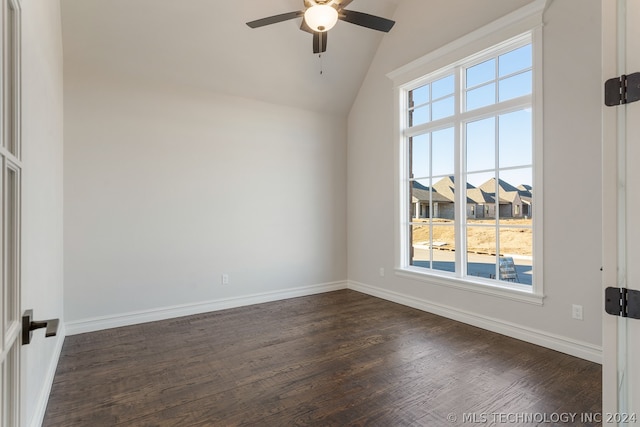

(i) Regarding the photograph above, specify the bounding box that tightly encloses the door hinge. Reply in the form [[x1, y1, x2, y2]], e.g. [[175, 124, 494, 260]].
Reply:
[[605, 287, 640, 319], [605, 72, 640, 106]]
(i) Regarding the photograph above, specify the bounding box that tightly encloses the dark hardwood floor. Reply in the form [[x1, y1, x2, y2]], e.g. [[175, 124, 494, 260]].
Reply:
[[43, 290, 601, 426]]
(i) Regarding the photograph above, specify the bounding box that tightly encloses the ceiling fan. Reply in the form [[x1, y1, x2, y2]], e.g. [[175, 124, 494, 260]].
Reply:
[[246, 0, 395, 54]]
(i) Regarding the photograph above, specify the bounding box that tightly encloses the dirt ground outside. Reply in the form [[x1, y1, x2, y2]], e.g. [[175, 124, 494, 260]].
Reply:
[[411, 218, 532, 257]]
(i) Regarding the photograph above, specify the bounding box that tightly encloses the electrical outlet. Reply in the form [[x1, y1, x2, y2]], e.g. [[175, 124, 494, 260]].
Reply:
[[572, 304, 583, 320], [221, 274, 229, 285], [379, 267, 385, 277]]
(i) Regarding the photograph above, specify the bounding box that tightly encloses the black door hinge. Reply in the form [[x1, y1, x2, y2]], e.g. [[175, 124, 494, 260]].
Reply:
[[605, 72, 640, 106], [605, 287, 640, 319]]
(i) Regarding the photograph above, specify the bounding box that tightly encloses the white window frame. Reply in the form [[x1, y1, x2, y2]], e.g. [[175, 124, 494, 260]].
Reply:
[[388, 0, 545, 305]]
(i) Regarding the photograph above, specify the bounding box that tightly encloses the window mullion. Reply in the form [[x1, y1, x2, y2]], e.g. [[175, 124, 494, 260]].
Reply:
[[494, 115, 501, 280], [429, 133, 434, 269], [454, 67, 465, 278]]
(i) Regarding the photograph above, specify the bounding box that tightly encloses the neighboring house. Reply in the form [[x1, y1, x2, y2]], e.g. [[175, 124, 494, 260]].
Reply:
[[478, 178, 528, 219], [517, 184, 533, 217], [411, 181, 453, 219], [431, 176, 463, 219], [411, 177, 533, 220], [466, 187, 496, 219]]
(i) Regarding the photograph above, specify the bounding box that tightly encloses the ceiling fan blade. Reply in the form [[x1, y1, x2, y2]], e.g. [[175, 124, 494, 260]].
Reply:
[[312, 31, 328, 54], [335, 0, 355, 9], [246, 11, 303, 29], [340, 9, 395, 32], [300, 17, 314, 34]]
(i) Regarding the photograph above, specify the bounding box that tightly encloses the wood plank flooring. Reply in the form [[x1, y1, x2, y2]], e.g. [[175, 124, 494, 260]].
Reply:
[[43, 290, 601, 426]]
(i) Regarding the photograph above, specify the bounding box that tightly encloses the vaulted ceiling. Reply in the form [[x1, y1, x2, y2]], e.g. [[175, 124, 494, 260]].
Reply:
[[60, 0, 401, 115]]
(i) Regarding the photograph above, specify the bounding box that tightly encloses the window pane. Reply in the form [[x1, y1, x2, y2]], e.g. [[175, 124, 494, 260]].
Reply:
[[4, 343, 19, 426], [467, 226, 497, 279], [466, 58, 495, 88], [410, 85, 430, 107], [493, 168, 532, 220], [498, 228, 532, 286], [467, 171, 495, 190], [498, 168, 532, 189], [467, 172, 497, 224], [411, 134, 430, 179], [410, 105, 430, 127], [499, 44, 532, 77], [432, 75, 455, 99], [411, 224, 455, 273], [6, 6, 17, 157], [499, 71, 532, 102], [498, 168, 533, 219], [466, 83, 496, 111], [410, 223, 431, 268], [431, 180, 455, 219], [432, 224, 455, 272], [499, 109, 532, 168], [499, 227, 532, 257], [411, 179, 431, 219], [466, 117, 495, 172], [410, 225, 428, 269], [5, 168, 18, 328], [499, 167, 533, 197], [432, 96, 454, 121], [432, 127, 454, 177]]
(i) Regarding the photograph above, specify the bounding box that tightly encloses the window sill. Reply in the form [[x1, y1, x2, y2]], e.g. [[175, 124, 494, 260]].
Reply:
[[395, 267, 544, 305]]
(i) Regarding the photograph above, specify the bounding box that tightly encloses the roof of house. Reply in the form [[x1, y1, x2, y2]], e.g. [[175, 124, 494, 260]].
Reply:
[[466, 188, 495, 204], [478, 178, 524, 204], [411, 181, 452, 203], [411, 177, 532, 205]]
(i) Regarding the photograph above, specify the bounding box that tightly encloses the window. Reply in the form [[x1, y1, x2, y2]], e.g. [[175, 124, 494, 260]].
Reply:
[[392, 13, 543, 302]]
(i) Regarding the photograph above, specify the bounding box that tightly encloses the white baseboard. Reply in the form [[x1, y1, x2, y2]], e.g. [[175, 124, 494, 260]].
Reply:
[[65, 281, 348, 336], [28, 324, 66, 427], [347, 280, 602, 364]]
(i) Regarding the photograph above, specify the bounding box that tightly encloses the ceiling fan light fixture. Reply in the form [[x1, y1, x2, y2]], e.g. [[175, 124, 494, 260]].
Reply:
[[304, 5, 338, 32]]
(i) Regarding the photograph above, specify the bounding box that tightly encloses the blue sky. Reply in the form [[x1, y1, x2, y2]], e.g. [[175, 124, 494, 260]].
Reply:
[[410, 44, 533, 189]]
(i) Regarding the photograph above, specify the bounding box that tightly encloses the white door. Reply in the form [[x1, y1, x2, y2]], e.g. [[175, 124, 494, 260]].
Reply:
[[0, 0, 20, 426], [602, 0, 640, 422]]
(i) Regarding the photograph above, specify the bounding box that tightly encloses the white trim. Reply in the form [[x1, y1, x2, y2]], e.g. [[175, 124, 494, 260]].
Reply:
[[601, 0, 621, 417], [347, 280, 602, 364], [65, 281, 348, 335], [27, 325, 66, 427], [395, 267, 544, 305], [531, 23, 544, 298], [387, 0, 546, 84]]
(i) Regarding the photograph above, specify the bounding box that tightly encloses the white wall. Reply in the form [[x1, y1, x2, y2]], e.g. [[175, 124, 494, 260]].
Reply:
[[348, 0, 603, 359], [63, 67, 347, 326], [20, 0, 65, 426]]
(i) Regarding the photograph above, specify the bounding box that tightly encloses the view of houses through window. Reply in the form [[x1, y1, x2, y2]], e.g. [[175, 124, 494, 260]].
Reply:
[[404, 35, 535, 288]]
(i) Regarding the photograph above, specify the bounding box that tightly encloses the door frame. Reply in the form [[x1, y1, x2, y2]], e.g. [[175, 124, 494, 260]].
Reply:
[[1, 0, 21, 425], [601, 0, 620, 416], [602, 0, 640, 421]]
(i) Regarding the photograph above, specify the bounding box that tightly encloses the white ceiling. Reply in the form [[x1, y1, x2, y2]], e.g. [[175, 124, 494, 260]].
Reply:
[[60, 0, 401, 115]]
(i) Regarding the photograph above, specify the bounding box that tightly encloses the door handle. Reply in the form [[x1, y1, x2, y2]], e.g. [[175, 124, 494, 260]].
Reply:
[[21, 309, 60, 345]]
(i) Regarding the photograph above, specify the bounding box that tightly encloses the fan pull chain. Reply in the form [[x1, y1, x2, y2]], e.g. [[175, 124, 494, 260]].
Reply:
[[319, 53, 323, 75]]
